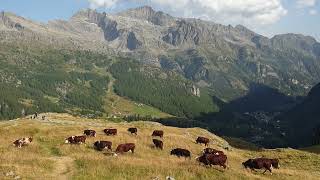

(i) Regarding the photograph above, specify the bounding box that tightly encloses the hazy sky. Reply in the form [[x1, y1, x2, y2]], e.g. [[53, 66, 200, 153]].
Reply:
[[0, 0, 319, 40]]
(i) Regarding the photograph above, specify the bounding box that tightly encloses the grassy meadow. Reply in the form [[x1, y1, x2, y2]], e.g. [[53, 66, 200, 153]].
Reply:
[[0, 113, 320, 180]]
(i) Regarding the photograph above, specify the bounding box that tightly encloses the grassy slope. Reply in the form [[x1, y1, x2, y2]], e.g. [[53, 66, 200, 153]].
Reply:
[[0, 114, 320, 180]]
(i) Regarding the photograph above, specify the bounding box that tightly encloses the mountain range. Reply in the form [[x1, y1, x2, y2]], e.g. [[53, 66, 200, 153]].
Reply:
[[1, 6, 320, 147]]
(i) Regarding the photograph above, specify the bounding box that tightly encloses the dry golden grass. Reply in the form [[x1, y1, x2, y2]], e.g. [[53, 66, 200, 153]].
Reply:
[[0, 113, 320, 180]]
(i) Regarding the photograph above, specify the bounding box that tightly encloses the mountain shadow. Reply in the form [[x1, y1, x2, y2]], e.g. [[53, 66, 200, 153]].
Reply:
[[153, 83, 301, 148]]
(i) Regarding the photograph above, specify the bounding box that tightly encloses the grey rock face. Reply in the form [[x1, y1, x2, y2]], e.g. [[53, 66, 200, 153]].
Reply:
[[117, 6, 175, 26], [0, 11, 24, 30]]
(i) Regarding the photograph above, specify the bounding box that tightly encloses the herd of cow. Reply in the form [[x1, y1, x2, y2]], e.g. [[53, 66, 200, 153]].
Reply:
[[13, 127, 280, 175]]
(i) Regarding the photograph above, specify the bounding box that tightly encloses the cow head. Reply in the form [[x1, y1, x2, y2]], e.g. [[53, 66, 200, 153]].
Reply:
[[28, 137, 33, 142], [65, 136, 74, 144], [94, 141, 100, 147], [242, 159, 253, 168], [195, 156, 200, 161], [271, 159, 280, 169]]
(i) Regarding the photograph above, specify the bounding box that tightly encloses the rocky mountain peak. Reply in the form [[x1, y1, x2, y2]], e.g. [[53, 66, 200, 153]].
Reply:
[[0, 11, 24, 30], [117, 6, 175, 26], [271, 33, 318, 52]]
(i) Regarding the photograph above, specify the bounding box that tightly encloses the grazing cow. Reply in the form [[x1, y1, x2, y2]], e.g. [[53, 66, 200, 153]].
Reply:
[[203, 148, 224, 155], [242, 158, 279, 174], [84, 130, 96, 137], [104, 129, 117, 136], [116, 143, 135, 154], [152, 130, 164, 138], [196, 137, 210, 146], [170, 148, 191, 159], [128, 128, 138, 135], [65, 136, 86, 144], [13, 137, 33, 148], [94, 141, 112, 151], [152, 139, 163, 150], [197, 153, 227, 169]]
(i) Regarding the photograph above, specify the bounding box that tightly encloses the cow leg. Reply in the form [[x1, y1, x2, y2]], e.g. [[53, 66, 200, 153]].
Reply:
[[263, 169, 267, 174], [251, 168, 257, 172]]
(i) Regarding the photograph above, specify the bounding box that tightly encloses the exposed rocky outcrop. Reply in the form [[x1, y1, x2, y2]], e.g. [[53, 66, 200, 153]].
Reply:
[[117, 6, 175, 26]]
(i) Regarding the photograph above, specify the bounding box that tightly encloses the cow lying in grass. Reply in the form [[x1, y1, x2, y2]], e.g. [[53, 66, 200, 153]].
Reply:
[[84, 130, 96, 137], [13, 137, 33, 148], [65, 136, 86, 144], [94, 141, 112, 151], [170, 148, 191, 159]]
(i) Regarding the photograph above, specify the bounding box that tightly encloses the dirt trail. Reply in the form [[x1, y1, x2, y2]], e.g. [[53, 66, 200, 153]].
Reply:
[[48, 156, 74, 180]]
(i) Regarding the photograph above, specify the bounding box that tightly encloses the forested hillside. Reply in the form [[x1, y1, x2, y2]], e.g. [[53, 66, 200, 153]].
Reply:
[[0, 42, 219, 120], [110, 61, 219, 117], [0, 43, 111, 119]]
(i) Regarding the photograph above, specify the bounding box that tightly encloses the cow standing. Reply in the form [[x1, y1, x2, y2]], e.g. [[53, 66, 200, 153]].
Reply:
[[196, 137, 210, 146], [84, 130, 96, 137], [197, 153, 227, 169], [242, 158, 280, 174], [170, 148, 191, 159], [152, 139, 163, 150], [104, 129, 117, 136], [94, 141, 112, 151], [116, 143, 135, 154], [128, 128, 138, 135], [152, 130, 164, 138]]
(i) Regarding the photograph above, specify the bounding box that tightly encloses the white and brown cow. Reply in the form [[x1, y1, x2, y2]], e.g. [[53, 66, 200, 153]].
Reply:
[[13, 137, 33, 148], [65, 136, 86, 144]]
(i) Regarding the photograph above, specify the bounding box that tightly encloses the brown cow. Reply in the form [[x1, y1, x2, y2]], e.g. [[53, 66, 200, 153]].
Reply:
[[197, 153, 227, 169], [242, 158, 280, 174], [128, 128, 138, 135], [196, 137, 210, 146], [104, 129, 117, 136], [152, 130, 163, 138], [203, 148, 224, 155], [13, 137, 33, 148], [152, 139, 163, 150], [115, 143, 135, 154], [94, 141, 112, 151], [84, 130, 96, 137], [65, 136, 86, 144], [170, 148, 191, 159]]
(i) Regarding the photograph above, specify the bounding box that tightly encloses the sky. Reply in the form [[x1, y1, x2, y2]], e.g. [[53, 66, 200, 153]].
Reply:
[[0, 0, 319, 41]]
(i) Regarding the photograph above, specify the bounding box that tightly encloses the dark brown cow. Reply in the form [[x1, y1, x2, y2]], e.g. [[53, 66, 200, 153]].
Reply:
[[197, 153, 227, 169], [13, 137, 33, 148], [65, 136, 86, 144], [242, 158, 280, 174], [128, 128, 138, 135], [152, 130, 163, 138], [94, 141, 112, 151], [74, 136, 86, 144], [152, 139, 163, 150], [170, 148, 191, 159], [196, 137, 210, 146], [203, 148, 224, 155], [104, 129, 117, 136], [116, 143, 135, 154], [84, 130, 96, 137]]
